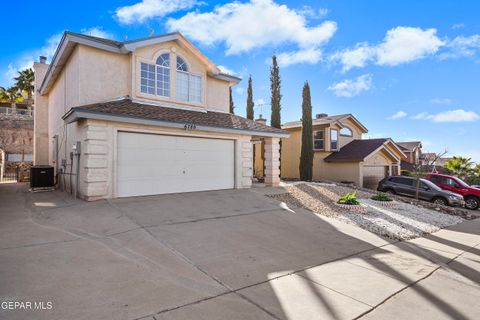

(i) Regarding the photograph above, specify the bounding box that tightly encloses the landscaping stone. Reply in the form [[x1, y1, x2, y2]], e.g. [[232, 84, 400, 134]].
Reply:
[[270, 182, 465, 240]]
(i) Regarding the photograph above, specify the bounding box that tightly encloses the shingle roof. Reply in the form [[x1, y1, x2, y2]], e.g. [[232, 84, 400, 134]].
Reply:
[[324, 139, 388, 162], [66, 31, 123, 47], [68, 98, 288, 136], [282, 113, 368, 133], [396, 141, 421, 152]]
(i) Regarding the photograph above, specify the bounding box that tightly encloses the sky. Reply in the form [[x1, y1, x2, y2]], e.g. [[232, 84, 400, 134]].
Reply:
[[1, 0, 480, 161]]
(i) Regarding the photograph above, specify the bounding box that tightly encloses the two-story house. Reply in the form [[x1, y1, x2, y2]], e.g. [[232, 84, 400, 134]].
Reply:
[[277, 113, 406, 189], [33, 31, 288, 200], [397, 141, 423, 164]]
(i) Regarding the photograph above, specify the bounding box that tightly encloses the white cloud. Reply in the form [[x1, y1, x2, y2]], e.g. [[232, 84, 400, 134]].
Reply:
[[297, 6, 329, 19], [234, 87, 244, 94], [388, 111, 407, 120], [255, 98, 266, 105], [80, 27, 114, 39], [332, 27, 444, 71], [166, 0, 337, 60], [412, 109, 479, 123], [217, 65, 236, 75], [429, 98, 452, 105], [441, 34, 480, 59], [3, 28, 113, 85], [276, 48, 322, 67], [452, 23, 465, 30], [328, 74, 373, 98], [115, 0, 201, 24]]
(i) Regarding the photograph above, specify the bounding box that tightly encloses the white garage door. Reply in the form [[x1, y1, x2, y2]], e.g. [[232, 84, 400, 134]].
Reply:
[[117, 132, 235, 197], [363, 165, 389, 189]]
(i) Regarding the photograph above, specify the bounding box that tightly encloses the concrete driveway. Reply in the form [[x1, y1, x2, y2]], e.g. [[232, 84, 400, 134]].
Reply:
[[1, 183, 479, 320]]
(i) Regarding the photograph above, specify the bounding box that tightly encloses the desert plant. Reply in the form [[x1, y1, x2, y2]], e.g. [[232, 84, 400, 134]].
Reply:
[[337, 192, 360, 205], [371, 192, 392, 202]]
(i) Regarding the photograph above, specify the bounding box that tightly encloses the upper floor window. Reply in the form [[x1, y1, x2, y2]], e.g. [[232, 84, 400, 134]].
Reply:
[[339, 127, 352, 136], [331, 129, 338, 150], [140, 53, 170, 97], [313, 130, 324, 150], [176, 56, 202, 103]]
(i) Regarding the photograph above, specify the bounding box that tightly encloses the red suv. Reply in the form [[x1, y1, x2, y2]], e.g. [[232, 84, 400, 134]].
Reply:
[[426, 173, 480, 210]]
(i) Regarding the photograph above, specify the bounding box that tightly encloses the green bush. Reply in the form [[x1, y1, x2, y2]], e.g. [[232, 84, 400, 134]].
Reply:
[[401, 170, 412, 176], [337, 192, 360, 205], [371, 192, 393, 202]]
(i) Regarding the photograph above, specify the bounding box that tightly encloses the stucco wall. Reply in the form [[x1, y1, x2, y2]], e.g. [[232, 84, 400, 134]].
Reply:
[[78, 46, 131, 105], [75, 119, 252, 200], [131, 40, 230, 113], [280, 126, 362, 185], [206, 77, 229, 112], [33, 62, 49, 165]]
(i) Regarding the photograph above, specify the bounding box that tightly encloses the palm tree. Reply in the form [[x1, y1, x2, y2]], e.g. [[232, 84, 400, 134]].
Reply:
[[444, 156, 474, 177], [0, 86, 24, 109], [14, 68, 34, 106]]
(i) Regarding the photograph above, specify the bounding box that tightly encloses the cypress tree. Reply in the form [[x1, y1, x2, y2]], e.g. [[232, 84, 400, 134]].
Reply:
[[229, 87, 235, 114], [270, 55, 282, 128], [246, 75, 254, 120], [299, 81, 313, 181]]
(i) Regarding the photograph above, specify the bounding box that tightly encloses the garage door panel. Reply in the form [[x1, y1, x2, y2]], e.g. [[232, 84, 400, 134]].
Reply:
[[117, 132, 235, 197], [363, 166, 388, 190]]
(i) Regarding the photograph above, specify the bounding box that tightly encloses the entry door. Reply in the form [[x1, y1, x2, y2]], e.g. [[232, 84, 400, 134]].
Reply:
[[117, 132, 235, 197]]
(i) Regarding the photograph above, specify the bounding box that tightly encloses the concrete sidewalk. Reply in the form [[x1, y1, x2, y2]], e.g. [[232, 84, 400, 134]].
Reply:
[[0, 183, 479, 320]]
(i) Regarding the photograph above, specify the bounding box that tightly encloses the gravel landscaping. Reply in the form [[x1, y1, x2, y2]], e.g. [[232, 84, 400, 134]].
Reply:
[[270, 182, 465, 240]]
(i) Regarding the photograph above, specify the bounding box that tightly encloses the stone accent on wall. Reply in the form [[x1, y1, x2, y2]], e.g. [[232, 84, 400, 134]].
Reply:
[[81, 125, 110, 200], [264, 137, 281, 186], [239, 138, 253, 188]]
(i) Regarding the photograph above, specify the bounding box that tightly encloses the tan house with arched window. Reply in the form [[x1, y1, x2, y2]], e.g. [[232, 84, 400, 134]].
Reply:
[[256, 113, 406, 189], [33, 31, 288, 200]]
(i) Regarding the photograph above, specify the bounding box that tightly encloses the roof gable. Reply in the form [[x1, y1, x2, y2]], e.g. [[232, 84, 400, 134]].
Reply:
[[39, 31, 240, 95], [283, 114, 368, 133], [324, 138, 406, 162]]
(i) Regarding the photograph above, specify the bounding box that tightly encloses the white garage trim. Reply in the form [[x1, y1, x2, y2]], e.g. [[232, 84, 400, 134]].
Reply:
[[115, 131, 236, 197]]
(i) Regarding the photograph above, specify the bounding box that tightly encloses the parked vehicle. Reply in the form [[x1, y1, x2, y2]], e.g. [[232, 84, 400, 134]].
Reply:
[[426, 173, 480, 210], [377, 176, 465, 207]]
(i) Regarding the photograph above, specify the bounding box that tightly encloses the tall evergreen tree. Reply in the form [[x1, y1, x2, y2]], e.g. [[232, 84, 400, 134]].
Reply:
[[246, 75, 254, 120], [229, 87, 235, 114], [299, 82, 313, 181], [270, 55, 282, 128]]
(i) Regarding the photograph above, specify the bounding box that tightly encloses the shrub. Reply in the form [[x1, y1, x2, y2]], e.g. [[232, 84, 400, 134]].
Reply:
[[337, 192, 360, 205], [371, 192, 392, 202], [401, 170, 412, 176]]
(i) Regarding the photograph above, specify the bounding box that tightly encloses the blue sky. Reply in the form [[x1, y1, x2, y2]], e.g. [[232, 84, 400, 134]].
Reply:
[[1, 0, 480, 161]]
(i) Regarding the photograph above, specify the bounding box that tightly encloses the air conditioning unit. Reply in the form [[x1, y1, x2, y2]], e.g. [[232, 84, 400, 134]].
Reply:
[[31, 165, 55, 190]]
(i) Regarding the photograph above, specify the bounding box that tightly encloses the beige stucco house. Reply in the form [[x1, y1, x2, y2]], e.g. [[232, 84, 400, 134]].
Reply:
[[273, 113, 406, 188], [33, 31, 288, 200]]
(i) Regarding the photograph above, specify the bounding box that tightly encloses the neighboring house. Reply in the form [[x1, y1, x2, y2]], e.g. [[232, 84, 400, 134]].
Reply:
[[278, 113, 406, 189], [397, 141, 422, 164], [34, 31, 288, 200]]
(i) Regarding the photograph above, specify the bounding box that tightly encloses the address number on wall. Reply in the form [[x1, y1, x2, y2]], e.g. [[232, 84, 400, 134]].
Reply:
[[184, 123, 196, 131]]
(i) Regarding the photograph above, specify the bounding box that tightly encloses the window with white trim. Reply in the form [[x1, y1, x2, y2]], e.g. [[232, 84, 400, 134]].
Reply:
[[331, 129, 338, 150], [313, 130, 324, 150], [140, 53, 170, 97], [340, 127, 352, 136], [176, 56, 202, 103]]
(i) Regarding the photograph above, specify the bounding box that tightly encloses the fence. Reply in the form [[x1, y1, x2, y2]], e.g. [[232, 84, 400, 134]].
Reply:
[[0, 107, 33, 118], [1, 166, 19, 183]]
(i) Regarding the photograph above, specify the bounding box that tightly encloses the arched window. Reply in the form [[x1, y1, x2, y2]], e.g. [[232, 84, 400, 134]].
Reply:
[[140, 53, 170, 97], [340, 127, 353, 136], [176, 56, 202, 103]]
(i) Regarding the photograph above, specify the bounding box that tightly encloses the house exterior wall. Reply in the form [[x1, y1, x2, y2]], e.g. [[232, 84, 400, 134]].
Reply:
[[33, 62, 49, 165], [131, 40, 229, 113], [75, 119, 252, 200], [281, 124, 362, 180], [77, 46, 131, 105]]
